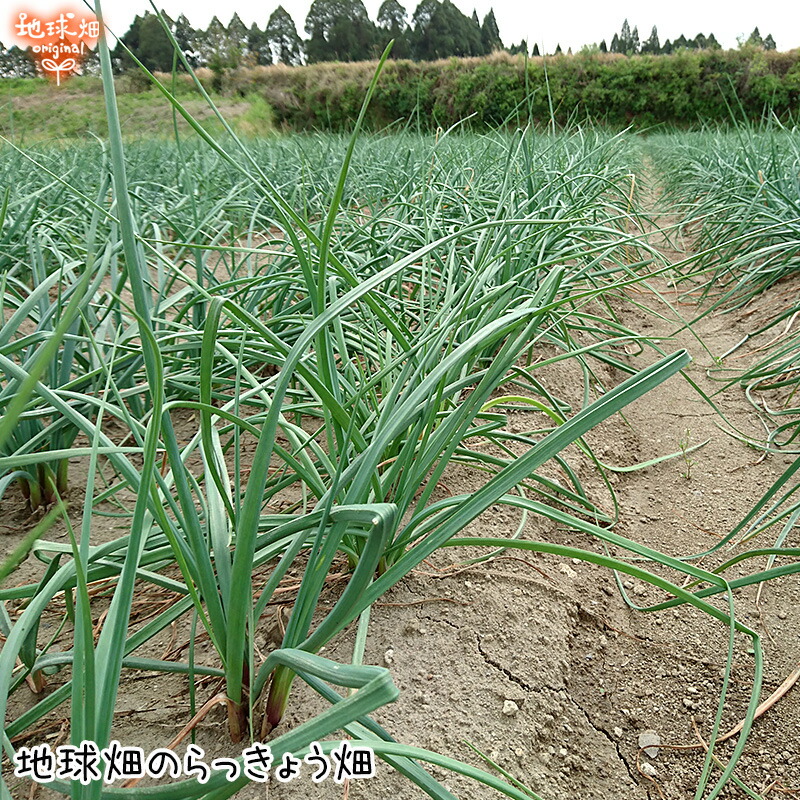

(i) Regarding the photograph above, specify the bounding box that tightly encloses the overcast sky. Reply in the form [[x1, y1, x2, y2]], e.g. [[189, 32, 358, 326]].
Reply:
[[5, 0, 798, 53]]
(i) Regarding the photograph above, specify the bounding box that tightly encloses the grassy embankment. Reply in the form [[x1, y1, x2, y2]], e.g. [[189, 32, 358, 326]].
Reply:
[[1, 47, 798, 141]]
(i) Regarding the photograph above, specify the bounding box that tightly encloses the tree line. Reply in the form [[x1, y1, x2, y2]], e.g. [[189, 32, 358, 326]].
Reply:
[[109, 1, 506, 72], [0, 6, 780, 80], [595, 19, 776, 56], [0, 0, 503, 78]]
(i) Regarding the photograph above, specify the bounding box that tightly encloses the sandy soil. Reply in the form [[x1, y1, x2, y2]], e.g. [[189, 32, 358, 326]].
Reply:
[[2, 174, 799, 800]]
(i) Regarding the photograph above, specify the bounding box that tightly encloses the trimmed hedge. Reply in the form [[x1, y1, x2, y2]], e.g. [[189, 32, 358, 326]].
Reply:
[[221, 48, 800, 130]]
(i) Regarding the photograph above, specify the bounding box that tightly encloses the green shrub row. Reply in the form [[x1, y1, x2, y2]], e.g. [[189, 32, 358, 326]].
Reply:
[[224, 48, 800, 130]]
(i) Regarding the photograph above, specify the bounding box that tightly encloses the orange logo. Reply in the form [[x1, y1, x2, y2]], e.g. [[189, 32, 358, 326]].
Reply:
[[11, 7, 101, 84]]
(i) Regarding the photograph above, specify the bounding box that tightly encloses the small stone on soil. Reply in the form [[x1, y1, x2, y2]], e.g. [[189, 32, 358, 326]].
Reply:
[[638, 730, 661, 758], [502, 700, 519, 717]]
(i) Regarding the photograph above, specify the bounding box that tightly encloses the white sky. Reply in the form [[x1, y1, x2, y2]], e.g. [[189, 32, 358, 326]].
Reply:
[[4, 0, 798, 53]]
